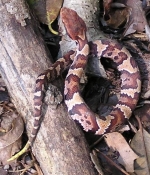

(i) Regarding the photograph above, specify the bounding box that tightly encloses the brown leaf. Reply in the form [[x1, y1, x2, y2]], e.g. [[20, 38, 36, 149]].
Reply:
[[46, 0, 63, 34], [105, 132, 139, 172], [106, 7, 129, 29], [27, 0, 63, 34], [123, 0, 147, 36], [134, 104, 150, 132], [0, 113, 24, 164], [103, 1, 129, 29], [103, 0, 113, 16], [130, 127, 150, 175]]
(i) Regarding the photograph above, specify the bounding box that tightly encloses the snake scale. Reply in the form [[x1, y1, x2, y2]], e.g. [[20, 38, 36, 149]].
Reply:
[[8, 7, 141, 161]]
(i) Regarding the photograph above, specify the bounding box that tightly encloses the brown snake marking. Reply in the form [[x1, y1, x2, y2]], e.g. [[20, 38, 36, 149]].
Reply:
[[31, 50, 75, 143], [31, 8, 141, 144]]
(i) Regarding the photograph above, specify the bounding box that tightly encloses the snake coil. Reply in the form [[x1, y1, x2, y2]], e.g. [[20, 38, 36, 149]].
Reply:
[[32, 7, 141, 144]]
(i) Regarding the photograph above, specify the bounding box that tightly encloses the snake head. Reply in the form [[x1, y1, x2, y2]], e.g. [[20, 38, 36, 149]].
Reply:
[[60, 7, 87, 41]]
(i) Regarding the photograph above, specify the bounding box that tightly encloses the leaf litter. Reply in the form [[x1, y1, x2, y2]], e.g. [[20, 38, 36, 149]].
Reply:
[[1, 0, 150, 174]]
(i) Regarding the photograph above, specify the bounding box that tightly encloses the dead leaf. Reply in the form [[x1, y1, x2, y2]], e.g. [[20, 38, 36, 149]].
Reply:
[[27, 0, 63, 34], [106, 8, 129, 29], [46, 0, 63, 34], [96, 149, 130, 175], [130, 128, 150, 175], [123, 0, 147, 36], [103, 0, 113, 16], [134, 104, 150, 132], [0, 113, 24, 165], [105, 132, 139, 172], [103, 1, 129, 29]]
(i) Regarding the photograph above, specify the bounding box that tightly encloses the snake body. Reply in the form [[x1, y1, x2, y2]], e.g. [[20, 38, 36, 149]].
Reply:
[[30, 8, 141, 144]]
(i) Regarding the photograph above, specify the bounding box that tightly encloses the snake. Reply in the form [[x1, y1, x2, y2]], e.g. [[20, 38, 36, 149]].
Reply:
[[8, 8, 141, 161]]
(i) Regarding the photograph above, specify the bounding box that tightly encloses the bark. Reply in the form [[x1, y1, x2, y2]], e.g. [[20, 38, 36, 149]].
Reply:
[[0, 0, 97, 174]]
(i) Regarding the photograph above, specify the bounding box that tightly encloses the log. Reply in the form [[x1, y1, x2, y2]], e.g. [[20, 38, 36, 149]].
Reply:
[[0, 0, 97, 174]]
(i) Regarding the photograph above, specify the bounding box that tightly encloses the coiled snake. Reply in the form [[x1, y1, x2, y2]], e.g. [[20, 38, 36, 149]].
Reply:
[[8, 7, 141, 161]]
